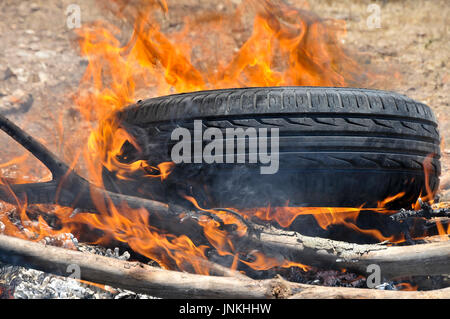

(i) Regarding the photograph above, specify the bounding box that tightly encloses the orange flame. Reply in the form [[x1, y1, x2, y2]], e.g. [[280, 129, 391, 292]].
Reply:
[[240, 251, 310, 272], [396, 282, 418, 291], [73, 0, 373, 273], [0, 0, 444, 279]]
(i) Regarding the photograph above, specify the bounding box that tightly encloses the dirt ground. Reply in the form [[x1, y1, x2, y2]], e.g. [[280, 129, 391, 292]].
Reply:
[[0, 0, 449, 199]]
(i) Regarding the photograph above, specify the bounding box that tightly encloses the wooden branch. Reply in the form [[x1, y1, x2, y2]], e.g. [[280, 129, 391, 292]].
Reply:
[[389, 202, 450, 221], [194, 258, 250, 279], [0, 113, 180, 217], [0, 234, 449, 299], [240, 224, 450, 280], [289, 286, 450, 299]]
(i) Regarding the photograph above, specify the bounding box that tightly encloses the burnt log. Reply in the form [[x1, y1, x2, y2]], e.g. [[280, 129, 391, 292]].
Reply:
[[240, 224, 450, 280]]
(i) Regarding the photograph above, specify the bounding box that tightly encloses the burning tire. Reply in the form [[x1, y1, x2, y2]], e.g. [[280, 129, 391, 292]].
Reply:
[[105, 87, 441, 209]]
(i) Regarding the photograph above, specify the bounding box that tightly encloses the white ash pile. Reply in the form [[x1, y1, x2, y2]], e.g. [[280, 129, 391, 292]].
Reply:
[[0, 261, 156, 299], [0, 263, 113, 299], [0, 232, 154, 299]]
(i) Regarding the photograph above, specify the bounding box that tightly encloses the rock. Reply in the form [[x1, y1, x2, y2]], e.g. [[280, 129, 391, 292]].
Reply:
[[30, 3, 40, 12], [7, 68, 26, 82], [28, 43, 41, 51], [0, 91, 33, 115], [11, 89, 26, 100], [17, 2, 40, 16], [440, 174, 450, 191], [441, 189, 450, 202], [38, 72, 49, 83], [2, 67, 16, 81], [35, 50, 54, 59]]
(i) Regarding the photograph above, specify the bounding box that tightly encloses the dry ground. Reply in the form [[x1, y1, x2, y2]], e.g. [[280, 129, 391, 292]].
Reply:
[[0, 0, 448, 198]]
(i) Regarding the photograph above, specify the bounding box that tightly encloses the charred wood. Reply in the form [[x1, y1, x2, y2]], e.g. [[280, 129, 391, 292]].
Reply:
[[240, 224, 450, 280]]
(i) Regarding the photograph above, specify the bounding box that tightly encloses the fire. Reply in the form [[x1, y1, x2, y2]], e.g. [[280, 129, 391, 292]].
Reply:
[[188, 197, 311, 271], [396, 282, 418, 291], [72, 0, 379, 273], [0, 0, 445, 280], [75, 0, 373, 119], [240, 251, 310, 272], [412, 153, 439, 210], [238, 198, 404, 243]]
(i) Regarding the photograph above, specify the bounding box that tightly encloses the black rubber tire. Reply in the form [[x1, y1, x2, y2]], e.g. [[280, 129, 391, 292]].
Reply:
[[106, 87, 441, 209]]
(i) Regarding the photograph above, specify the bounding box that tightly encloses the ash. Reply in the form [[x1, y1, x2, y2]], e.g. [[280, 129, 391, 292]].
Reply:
[[0, 263, 111, 299], [0, 262, 157, 299], [0, 232, 154, 299]]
